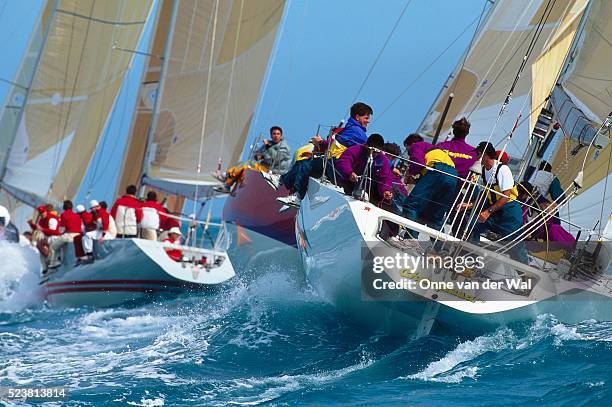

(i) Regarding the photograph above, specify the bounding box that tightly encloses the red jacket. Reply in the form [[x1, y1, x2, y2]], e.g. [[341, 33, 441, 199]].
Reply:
[[161, 216, 180, 231], [142, 200, 167, 224], [95, 208, 111, 232], [110, 195, 143, 223], [81, 212, 96, 232], [60, 209, 83, 234], [40, 212, 60, 236], [164, 238, 182, 261]]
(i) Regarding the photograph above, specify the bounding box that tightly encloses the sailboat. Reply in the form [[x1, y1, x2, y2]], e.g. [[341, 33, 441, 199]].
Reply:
[[0, 0, 298, 307], [295, 0, 612, 337]]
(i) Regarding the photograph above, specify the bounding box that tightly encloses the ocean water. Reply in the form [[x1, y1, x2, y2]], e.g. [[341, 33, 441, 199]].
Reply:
[[0, 241, 611, 406]]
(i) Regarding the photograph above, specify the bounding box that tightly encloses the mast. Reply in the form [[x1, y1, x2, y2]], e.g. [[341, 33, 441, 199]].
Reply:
[[136, 0, 180, 195]]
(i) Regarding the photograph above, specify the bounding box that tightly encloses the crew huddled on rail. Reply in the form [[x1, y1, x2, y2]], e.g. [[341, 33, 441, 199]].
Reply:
[[228, 101, 575, 265], [25, 183, 207, 269]]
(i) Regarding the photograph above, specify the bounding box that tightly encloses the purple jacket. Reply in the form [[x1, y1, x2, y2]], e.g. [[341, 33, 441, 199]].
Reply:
[[407, 141, 433, 176], [335, 144, 393, 197], [436, 138, 478, 179]]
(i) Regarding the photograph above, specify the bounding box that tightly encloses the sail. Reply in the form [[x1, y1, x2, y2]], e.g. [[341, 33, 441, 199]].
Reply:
[[143, 0, 286, 199], [417, 0, 584, 157], [547, 0, 612, 231], [116, 0, 174, 195], [0, 0, 152, 212]]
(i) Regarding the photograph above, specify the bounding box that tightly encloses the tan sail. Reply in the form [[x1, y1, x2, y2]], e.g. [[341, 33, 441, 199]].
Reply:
[[550, 0, 612, 192], [116, 0, 174, 195], [1, 0, 153, 211], [144, 0, 286, 199], [418, 0, 583, 157], [529, 0, 587, 133]]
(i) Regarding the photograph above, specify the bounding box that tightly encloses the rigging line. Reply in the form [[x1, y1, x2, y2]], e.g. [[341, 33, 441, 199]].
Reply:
[[218, 0, 245, 165], [269, 0, 305, 132], [467, 0, 554, 117], [450, 0, 490, 95], [192, 0, 220, 213], [374, 13, 480, 124], [350, 0, 413, 104], [461, 0, 562, 239], [598, 149, 612, 237]]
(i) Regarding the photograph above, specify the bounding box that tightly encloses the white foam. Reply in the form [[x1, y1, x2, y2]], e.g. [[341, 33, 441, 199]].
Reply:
[[0, 241, 42, 311], [405, 328, 515, 383]]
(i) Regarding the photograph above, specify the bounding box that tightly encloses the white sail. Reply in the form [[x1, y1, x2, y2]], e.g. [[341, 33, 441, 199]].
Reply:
[[417, 0, 585, 158], [142, 0, 286, 199], [0, 0, 153, 221], [547, 0, 612, 232]]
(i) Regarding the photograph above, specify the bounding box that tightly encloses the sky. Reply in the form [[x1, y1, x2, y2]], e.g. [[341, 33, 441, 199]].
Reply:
[[0, 0, 489, 219]]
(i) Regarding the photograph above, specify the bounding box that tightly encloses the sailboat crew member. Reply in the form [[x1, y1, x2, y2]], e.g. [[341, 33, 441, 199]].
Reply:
[[529, 160, 565, 225], [164, 227, 183, 261], [48, 200, 83, 268], [215, 126, 292, 191], [111, 185, 143, 238], [436, 117, 478, 180], [98, 201, 117, 238], [467, 141, 528, 264], [28, 204, 60, 273], [263, 102, 373, 209], [401, 141, 457, 238], [334, 134, 393, 200], [141, 191, 167, 241]]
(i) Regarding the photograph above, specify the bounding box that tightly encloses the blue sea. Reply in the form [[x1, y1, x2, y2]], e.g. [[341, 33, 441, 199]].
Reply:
[[0, 241, 610, 406]]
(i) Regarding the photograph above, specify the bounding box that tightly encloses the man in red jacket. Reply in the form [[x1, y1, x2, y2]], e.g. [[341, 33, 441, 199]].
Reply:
[[141, 191, 167, 240], [111, 185, 142, 238], [28, 204, 60, 272], [49, 200, 83, 268], [163, 227, 183, 261]]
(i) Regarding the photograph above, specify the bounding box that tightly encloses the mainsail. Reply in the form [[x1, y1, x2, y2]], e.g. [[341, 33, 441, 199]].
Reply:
[[140, 0, 286, 200], [417, 0, 586, 158], [547, 0, 612, 231], [0, 0, 153, 226]]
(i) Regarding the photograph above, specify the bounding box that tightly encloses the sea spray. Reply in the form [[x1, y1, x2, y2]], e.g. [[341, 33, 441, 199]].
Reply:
[[0, 241, 42, 311]]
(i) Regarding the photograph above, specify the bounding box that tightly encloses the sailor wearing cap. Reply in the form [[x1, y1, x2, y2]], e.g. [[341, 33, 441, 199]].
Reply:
[[163, 227, 183, 261], [469, 141, 528, 264]]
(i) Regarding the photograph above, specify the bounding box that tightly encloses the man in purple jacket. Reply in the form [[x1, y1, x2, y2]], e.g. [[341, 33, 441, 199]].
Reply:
[[436, 117, 478, 180], [335, 134, 393, 202]]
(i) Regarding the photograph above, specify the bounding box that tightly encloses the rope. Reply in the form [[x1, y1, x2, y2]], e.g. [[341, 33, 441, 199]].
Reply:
[[192, 0, 220, 213], [351, 0, 413, 104], [218, 0, 245, 170], [374, 14, 482, 124]]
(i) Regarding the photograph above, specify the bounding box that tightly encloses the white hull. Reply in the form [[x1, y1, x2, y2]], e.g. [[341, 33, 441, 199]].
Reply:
[[41, 238, 235, 308], [297, 179, 612, 337]]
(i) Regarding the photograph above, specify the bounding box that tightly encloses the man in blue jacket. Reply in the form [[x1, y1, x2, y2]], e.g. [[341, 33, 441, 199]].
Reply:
[[262, 102, 373, 211]]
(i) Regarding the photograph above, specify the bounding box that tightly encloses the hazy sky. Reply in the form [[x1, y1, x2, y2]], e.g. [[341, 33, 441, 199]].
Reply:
[[0, 0, 488, 216]]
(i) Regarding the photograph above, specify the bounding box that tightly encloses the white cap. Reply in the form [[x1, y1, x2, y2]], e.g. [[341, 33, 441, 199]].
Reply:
[[89, 199, 100, 209], [0, 205, 10, 225], [168, 227, 182, 235], [75, 204, 86, 214]]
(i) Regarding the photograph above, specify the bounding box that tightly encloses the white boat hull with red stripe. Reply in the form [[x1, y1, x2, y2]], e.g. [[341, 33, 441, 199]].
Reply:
[[41, 238, 235, 308]]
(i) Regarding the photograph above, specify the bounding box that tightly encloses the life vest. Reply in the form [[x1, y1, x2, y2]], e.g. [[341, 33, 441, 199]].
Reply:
[[484, 163, 518, 204], [141, 206, 160, 230], [115, 205, 138, 235]]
